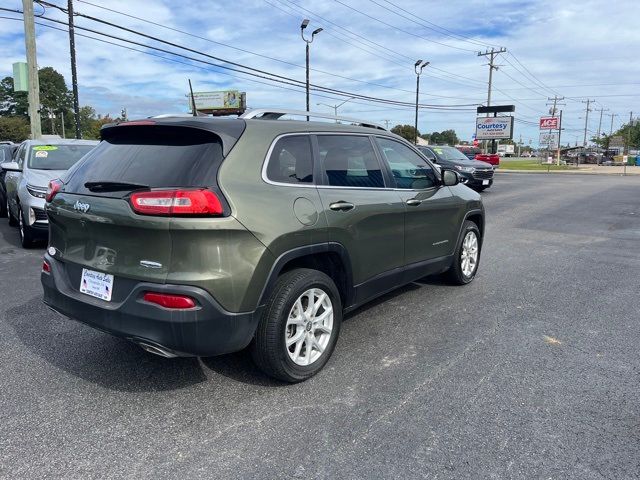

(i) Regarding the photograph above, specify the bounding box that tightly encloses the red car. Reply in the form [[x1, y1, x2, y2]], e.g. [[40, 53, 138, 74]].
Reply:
[[475, 153, 500, 168]]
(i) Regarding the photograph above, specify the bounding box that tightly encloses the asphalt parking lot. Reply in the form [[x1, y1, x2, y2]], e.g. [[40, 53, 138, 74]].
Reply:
[[1, 173, 639, 479]]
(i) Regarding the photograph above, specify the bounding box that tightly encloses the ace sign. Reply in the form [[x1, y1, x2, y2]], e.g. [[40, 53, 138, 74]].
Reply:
[[539, 117, 559, 129]]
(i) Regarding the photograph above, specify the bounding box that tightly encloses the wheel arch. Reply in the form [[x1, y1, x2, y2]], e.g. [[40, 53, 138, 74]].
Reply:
[[258, 242, 354, 310]]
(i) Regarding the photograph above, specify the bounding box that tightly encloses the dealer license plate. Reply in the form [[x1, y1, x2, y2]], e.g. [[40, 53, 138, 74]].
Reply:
[[80, 268, 114, 301], [482, 180, 490, 185]]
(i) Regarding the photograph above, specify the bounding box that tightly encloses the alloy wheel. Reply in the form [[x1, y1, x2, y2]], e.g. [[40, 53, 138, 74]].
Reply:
[[460, 231, 478, 277], [285, 288, 333, 366]]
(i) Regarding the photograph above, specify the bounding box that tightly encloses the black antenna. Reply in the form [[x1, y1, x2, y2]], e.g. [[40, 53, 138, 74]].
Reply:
[[188, 79, 197, 117]]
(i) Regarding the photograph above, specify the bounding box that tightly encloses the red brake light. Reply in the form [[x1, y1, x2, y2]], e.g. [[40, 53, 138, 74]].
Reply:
[[143, 292, 196, 309], [129, 189, 223, 216], [42, 259, 51, 273], [46, 179, 63, 202]]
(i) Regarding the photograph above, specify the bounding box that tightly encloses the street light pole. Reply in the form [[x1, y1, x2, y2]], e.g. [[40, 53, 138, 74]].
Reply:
[[317, 97, 355, 121], [300, 19, 322, 121], [414, 60, 429, 145]]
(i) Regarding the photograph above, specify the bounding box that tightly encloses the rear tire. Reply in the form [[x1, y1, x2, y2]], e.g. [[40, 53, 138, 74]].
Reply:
[[0, 194, 6, 218], [445, 220, 481, 285], [251, 268, 342, 383], [7, 198, 17, 226]]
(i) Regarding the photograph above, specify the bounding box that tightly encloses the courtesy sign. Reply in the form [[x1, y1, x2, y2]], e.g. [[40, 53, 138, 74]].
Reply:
[[475, 116, 514, 140]]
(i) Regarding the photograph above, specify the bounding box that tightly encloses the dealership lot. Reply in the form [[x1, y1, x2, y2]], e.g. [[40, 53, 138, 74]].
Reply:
[[1, 174, 639, 479]]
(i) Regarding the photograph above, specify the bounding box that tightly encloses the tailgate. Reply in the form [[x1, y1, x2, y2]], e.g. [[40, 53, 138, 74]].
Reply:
[[47, 193, 172, 298]]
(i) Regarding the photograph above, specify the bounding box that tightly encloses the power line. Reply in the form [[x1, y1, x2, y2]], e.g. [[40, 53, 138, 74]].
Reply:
[[373, 0, 502, 49], [330, 0, 477, 52], [3, 8, 478, 113], [32, 3, 479, 109]]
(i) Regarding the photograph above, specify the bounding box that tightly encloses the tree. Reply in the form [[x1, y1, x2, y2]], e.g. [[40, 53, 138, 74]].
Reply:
[[391, 124, 419, 142], [0, 77, 28, 117], [422, 129, 459, 145], [0, 67, 73, 136], [0, 116, 30, 142]]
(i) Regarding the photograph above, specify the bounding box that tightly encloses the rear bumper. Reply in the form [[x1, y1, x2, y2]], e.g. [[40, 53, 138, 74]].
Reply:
[[41, 253, 261, 357]]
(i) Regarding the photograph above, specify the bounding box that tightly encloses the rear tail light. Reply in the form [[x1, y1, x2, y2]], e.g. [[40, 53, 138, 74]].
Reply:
[[46, 179, 63, 202], [143, 292, 196, 309], [42, 259, 51, 274], [129, 189, 223, 216]]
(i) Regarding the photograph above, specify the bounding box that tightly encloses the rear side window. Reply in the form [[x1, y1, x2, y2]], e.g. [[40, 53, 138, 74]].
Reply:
[[64, 126, 224, 194], [266, 135, 313, 184], [318, 135, 384, 188]]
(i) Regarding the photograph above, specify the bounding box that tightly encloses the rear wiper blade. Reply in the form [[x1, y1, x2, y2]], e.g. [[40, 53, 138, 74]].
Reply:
[[84, 181, 149, 192]]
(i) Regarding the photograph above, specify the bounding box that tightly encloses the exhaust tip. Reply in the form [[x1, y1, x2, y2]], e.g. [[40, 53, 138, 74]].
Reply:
[[138, 342, 178, 358]]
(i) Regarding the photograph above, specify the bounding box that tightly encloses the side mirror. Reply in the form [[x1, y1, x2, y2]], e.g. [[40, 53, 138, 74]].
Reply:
[[441, 168, 459, 187], [1, 161, 21, 172]]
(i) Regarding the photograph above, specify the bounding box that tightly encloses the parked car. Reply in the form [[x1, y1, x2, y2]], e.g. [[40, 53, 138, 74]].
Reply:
[[474, 153, 500, 168], [3, 139, 98, 246], [418, 145, 495, 191], [0, 143, 18, 217], [455, 145, 481, 160], [41, 110, 485, 382]]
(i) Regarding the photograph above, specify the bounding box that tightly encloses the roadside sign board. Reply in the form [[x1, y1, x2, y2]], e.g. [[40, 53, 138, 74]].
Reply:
[[187, 90, 244, 111], [539, 117, 559, 129], [539, 132, 559, 148], [475, 116, 514, 140], [12, 62, 28, 92]]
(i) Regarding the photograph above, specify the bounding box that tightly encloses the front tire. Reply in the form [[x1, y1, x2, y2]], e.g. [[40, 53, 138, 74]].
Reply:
[[251, 268, 342, 383], [18, 208, 37, 248], [7, 198, 17, 226], [445, 220, 482, 285]]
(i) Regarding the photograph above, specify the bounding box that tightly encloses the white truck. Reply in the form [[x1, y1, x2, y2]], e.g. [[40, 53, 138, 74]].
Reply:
[[497, 144, 515, 157]]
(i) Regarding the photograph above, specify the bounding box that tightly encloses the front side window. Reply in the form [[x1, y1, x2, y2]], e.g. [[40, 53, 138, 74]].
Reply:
[[376, 137, 438, 189], [318, 135, 384, 188], [266, 135, 313, 184]]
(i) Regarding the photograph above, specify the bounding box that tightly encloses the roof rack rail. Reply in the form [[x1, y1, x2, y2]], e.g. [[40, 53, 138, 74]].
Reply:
[[240, 108, 386, 131]]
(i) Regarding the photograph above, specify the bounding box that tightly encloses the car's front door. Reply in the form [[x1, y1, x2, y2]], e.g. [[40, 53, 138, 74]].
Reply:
[[4, 144, 26, 215], [315, 134, 404, 305], [375, 137, 459, 264]]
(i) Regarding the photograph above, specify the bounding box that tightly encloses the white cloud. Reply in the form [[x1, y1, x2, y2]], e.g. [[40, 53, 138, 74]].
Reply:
[[0, 0, 638, 143]]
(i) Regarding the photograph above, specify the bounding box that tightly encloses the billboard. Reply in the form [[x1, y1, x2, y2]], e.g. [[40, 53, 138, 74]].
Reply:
[[475, 116, 514, 140], [539, 132, 559, 148], [539, 116, 559, 129], [187, 90, 243, 111]]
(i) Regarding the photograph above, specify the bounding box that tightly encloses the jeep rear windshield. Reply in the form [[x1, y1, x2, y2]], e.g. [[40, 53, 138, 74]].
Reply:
[[64, 126, 224, 195]]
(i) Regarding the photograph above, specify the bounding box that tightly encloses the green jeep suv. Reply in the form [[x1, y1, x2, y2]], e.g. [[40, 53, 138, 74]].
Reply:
[[41, 110, 484, 382]]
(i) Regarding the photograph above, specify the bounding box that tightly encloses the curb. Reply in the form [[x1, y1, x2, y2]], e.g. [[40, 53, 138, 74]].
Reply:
[[495, 169, 640, 177]]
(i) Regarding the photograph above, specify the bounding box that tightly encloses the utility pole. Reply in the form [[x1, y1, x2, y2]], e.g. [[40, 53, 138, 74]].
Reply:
[[596, 107, 609, 139], [382, 119, 391, 129], [478, 47, 506, 154], [546, 96, 565, 165], [22, 0, 42, 139], [61, 110, 65, 138], [626, 111, 633, 155], [68, 0, 82, 138], [580, 99, 593, 166]]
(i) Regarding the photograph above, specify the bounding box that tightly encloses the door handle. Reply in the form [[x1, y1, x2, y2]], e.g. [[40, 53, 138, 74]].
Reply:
[[329, 201, 355, 211], [406, 199, 422, 206]]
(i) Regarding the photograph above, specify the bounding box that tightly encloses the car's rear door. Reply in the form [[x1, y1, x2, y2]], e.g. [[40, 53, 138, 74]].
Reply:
[[314, 134, 404, 304]]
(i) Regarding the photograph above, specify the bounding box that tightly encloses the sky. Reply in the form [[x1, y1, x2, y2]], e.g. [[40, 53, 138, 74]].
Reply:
[[1, 0, 639, 146]]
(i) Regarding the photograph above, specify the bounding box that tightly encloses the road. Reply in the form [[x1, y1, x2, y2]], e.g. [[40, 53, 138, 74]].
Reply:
[[1, 174, 639, 479]]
